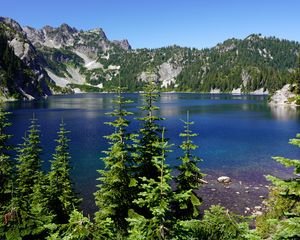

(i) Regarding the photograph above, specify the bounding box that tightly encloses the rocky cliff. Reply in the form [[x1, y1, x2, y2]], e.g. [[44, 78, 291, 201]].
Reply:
[[0, 17, 56, 100]]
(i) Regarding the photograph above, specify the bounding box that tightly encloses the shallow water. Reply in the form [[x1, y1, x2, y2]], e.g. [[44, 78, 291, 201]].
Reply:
[[5, 93, 300, 214]]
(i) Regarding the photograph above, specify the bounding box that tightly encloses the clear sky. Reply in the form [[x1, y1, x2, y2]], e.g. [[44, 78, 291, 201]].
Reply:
[[1, 0, 299, 49]]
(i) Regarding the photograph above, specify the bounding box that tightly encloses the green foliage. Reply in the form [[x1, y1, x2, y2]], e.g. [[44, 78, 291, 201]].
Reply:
[[48, 121, 80, 224], [47, 209, 93, 240], [0, 106, 13, 207], [135, 81, 164, 181], [187, 205, 258, 240], [127, 129, 174, 240], [174, 112, 205, 220], [0, 106, 14, 238], [256, 133, 300, 239], [94, 85, 134, 235], [4, 116, 54, 239], [39, 47, 84, 78], [294, 54, 300, 94]]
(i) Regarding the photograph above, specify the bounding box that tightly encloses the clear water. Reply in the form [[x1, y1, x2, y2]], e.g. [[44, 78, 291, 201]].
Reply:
[[4, 93, 300, 213]]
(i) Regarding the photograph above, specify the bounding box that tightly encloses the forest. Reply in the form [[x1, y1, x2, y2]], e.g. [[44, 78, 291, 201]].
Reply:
[[0, 82, 299, 239]]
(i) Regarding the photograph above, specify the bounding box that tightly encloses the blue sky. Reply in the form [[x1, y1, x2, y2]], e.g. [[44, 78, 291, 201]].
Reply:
[[1, 0, 300, 49]]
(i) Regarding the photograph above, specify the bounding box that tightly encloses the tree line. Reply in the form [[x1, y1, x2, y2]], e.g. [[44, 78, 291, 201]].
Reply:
[[0, 82, 299, 239]]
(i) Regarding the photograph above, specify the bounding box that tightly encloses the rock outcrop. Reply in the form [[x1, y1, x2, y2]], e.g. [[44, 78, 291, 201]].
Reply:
[[0, 17, 55, 100], [269, 84, 299, 106]]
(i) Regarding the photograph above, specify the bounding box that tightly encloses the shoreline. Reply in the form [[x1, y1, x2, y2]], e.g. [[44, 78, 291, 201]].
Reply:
[[1, 91, 271, 103]]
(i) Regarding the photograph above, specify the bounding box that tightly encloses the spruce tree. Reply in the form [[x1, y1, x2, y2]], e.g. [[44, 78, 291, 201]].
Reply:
[[262, 133, 300, 239], [94, 86, 134, 236], [4, 115, 53, 239], [174, 112, 205, 220], [48, 121, 80, 224], [0, 106, 14, 238], [127, 128, 174, 240], [135, 81, 164, 181], [0, 106, 13, 206]]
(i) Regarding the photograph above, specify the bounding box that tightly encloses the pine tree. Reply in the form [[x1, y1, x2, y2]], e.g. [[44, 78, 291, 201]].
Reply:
[[135, 80, 164, 182], [0, 106, 14, 238], [94, 86, 134, 236], [127, 128, 174, 240], [27, 172, 55, 239], [0, 106, 13, 207], [4, 115, 53, 239], [260, 133, 300, 239], [48, 121, 80, 224], [174, 112, 205, 220]]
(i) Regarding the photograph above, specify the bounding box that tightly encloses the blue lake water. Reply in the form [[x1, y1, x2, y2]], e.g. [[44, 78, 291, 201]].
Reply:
[[4, 93, 300, 213]]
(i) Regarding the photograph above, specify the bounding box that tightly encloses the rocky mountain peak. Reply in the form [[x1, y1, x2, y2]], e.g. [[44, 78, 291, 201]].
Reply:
[[0, 16, 23, 32], [88, 27, 107, 40], [59, 23, 77, 34], [112, 39, 131, 50]]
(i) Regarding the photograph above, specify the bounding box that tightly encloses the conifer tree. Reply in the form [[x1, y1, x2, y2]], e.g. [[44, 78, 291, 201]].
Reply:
[[48, 121, 80, 224], [135, 80, 164, 181], [127, 128, 174, 240], [4, 115, 53, 239], [174, 112, 205, 220], [295, 55, 300, 94], [15, 115, 42, 198], [261, 133, 300, 239], [0, 106, 13, 209], [48, 209, 94, 240], [94, 86, 134, 236], [0, 106, 14, 238], [27, 172, 55, 238]]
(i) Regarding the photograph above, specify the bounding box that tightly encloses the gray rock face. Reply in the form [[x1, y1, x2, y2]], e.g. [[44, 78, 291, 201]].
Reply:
[[158, 62, 182, 88], [112, 39, 132, 50], [0, 17, 23, 32], [269, 84, 297, 105], [0, 17, 55, 99], [23, 23, 113, 55]]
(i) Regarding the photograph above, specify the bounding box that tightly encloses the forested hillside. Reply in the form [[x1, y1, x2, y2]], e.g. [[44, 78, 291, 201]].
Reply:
[[1, 16, 300, 99]]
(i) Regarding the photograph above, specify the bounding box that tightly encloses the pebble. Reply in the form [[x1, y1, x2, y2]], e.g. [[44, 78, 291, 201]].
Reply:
[[211, 188, 216, 192], [245, 190, 249, 193], [245, 186, 250, 190], [259, 195, 265, 199], [254, 187, 260, 190], [245, 207, 251, 211], [236, 192, 240, 195], [254, 206, 262, 211]]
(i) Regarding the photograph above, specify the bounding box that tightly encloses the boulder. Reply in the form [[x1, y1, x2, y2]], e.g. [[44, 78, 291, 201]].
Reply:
[[217, 176, 232, 184]]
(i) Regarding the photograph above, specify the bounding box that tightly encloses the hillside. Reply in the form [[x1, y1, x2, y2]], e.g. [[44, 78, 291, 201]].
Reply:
[[1, 17, 300, 99]]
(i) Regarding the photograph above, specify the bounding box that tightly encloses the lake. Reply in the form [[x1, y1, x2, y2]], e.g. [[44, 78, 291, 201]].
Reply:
[[4, 93, 300, 214]]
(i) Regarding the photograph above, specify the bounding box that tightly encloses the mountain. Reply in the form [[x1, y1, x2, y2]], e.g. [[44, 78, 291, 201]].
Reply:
[[1, 17, 300, 100], [0, 17, 59, 100]]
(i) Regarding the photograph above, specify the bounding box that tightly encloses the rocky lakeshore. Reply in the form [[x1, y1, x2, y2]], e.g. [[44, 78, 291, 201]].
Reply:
[[269, 84, 300, 106], [197, 174, 269, 218]]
